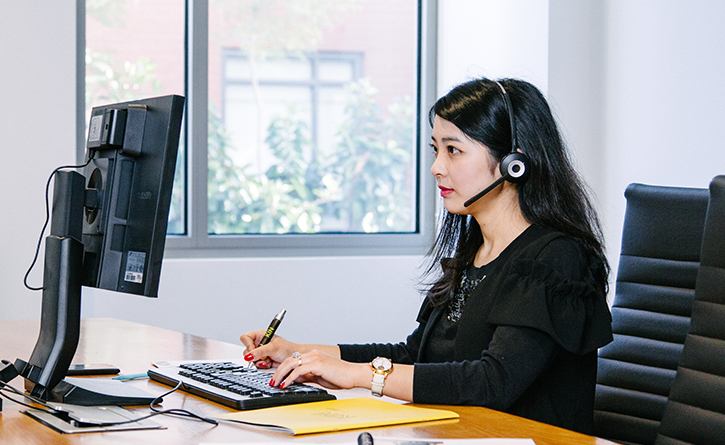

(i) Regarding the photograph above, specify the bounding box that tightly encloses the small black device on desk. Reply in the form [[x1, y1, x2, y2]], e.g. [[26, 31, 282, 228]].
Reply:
[[66, 364, 120, 376], [148, 361, 336, 410]]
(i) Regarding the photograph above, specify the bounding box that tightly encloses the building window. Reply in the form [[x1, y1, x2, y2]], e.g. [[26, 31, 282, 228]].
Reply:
[[84, 0, 436, 255]]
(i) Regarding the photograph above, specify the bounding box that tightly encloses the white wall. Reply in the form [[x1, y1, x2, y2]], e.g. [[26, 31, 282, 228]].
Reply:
[[82, 256, 425, 345], [437, 0, 550, 93], [548, 0, 725, 278], [548, 0, 606, 193], [599, 1, 725, 269], [0, 2, 78, 320], [4, 1, 725, 351]]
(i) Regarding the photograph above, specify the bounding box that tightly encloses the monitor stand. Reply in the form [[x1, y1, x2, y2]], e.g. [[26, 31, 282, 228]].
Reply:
[[16, 170, 157, 406], [49, 377, 157, 406]]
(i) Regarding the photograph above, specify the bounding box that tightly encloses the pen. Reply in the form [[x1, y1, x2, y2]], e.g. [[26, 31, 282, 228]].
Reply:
[[248, 309, 286, 368], [112, 372, 149, 381], [358, 432, 374, 445]]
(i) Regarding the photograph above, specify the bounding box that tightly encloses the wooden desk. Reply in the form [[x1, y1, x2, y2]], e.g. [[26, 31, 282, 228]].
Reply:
[[0, 318, 617, 445]]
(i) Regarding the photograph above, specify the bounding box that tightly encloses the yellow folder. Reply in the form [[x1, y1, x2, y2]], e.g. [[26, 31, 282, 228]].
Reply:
[[217, 397, 459, 435]]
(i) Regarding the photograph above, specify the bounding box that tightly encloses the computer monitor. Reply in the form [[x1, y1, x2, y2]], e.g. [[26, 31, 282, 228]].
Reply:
[[15, 95, 185, 405]]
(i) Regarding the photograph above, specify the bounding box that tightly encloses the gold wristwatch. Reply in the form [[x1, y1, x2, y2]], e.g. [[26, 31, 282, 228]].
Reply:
[[370, 357, 393, 397]]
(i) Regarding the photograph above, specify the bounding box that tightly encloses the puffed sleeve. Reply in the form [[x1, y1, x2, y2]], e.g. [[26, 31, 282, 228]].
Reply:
[[487, 239, 612, 354]]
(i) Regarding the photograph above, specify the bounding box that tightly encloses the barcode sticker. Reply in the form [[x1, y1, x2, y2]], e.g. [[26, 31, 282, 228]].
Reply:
[[124, 251, 146, 284]]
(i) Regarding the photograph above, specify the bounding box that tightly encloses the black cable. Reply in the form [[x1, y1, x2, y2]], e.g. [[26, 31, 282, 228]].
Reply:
[[0, 381, 59, 413], [23, 152, 96, 292], [13, 151, 220, 428], [77, 381, 218, 427], [3, 376, 279, 430], [146, 381, 219, 425], [0, 378, 218, 427]]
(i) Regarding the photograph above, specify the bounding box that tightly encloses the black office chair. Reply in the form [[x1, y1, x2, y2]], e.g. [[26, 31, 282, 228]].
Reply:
[[593, 183, 710, 445], [655, 175, 725, 445]]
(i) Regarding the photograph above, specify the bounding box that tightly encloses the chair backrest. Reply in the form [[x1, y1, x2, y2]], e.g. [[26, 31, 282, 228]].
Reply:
[[594, 183, 710, 445], [655, 175, 725, 445]]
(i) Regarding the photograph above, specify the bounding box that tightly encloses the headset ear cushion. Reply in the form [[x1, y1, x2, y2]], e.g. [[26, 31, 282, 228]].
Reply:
[[499, 151, 530, 183]]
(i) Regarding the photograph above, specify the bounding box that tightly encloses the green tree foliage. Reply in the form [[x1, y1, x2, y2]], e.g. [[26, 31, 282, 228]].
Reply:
[[208, 103, 324, 234], [327, 79, 414, 233], [85, 0, 160, 109], [207, 78, 414, 234], [213, 0, 361, 175]]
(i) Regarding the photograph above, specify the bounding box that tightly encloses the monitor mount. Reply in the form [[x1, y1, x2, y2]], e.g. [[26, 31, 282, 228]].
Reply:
[[13, 170, 156, 406]]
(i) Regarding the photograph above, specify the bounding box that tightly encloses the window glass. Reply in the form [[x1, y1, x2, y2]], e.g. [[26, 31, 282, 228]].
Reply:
[[208, 0, 419, 235], [85, 0, 186, 234], [84, 0, 425, 249]]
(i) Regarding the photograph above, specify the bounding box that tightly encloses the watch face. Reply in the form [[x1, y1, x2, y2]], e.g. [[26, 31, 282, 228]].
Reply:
[[372, 357, 392, 373]]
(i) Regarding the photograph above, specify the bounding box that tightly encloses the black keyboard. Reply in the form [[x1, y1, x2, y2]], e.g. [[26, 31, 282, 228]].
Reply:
[[148, 361, 335, 410]]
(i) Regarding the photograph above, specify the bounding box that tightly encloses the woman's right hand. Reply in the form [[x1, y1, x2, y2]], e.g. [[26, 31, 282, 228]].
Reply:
[[239, 330, 301, 369]]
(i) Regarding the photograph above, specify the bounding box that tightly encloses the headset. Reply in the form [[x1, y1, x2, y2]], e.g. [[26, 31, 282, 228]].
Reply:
[[463, 80, 530, 207]]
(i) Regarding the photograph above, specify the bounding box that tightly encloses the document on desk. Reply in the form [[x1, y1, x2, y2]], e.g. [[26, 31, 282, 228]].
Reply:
[[217, 397, 459, 435]]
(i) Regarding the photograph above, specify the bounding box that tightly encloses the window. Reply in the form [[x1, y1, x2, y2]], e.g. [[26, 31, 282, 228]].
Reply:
[[83, 0, 436, 256], [84, 0, 186, 234]]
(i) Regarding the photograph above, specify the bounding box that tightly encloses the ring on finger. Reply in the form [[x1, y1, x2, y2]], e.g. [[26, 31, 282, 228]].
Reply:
[[292, 351, 303, 367]]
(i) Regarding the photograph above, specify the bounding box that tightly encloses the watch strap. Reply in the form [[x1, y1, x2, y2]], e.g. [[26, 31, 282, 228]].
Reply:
[[371, 372, 386, 397]]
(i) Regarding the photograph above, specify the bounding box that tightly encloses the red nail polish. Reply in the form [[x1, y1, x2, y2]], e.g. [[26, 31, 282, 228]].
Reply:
[[269, 379, 275, 387], [258, 362, 267, 368], [244, 353, 254, 361], [280, 381, 286, 389]]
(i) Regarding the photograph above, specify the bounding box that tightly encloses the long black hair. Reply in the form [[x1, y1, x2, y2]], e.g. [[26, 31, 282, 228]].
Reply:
[[424, 78, 609, 305]]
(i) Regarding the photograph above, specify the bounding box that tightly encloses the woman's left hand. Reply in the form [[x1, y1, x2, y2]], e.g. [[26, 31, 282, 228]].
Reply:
[[269, 349, 368, 390]]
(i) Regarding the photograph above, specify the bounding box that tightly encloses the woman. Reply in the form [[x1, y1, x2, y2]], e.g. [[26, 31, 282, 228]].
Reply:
[[240, 78, 613, 434]]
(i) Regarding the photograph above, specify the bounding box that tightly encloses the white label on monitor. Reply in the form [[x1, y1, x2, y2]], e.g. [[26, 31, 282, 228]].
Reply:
[[124, 251, 146, 284], [89, 115, 103, 142]]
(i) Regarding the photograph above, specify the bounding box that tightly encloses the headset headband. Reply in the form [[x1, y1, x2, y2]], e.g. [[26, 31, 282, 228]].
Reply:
[[492, 80, 518, 153]]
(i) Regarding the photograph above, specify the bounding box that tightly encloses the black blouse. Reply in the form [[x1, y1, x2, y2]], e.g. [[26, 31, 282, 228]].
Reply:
[[339, 225, 613, 434], [426, 261, 491, 363]]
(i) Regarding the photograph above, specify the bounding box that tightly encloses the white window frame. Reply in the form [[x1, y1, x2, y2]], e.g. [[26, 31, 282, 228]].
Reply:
[[78, 0, 438, 258]]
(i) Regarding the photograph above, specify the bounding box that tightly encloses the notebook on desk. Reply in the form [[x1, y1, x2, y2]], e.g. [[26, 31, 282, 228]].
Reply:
[[148, 360, 336, 410]]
